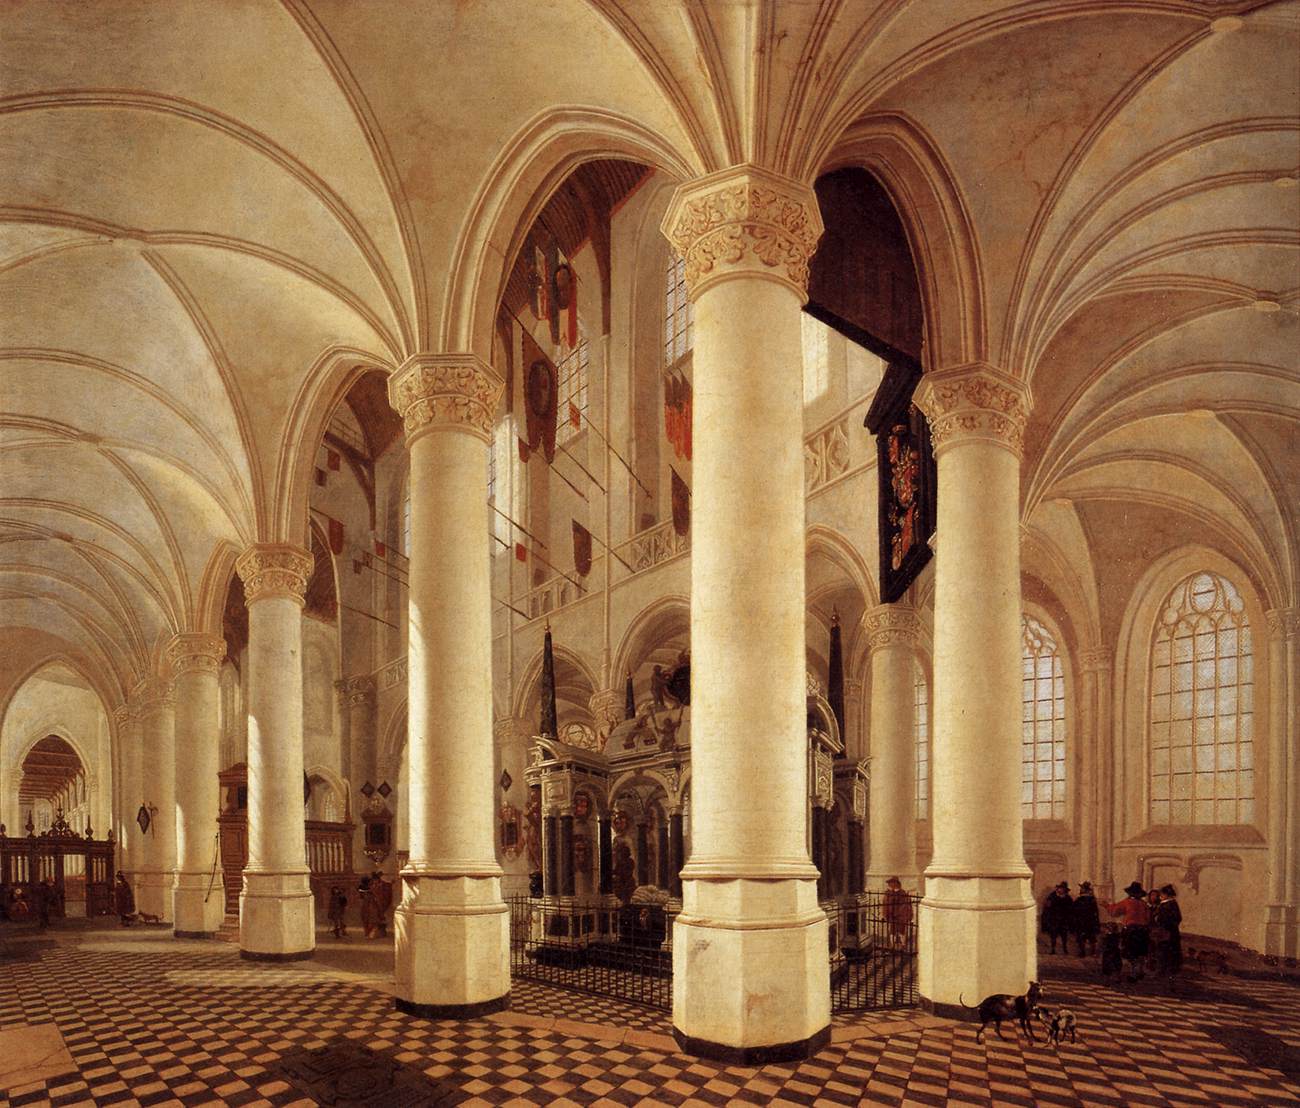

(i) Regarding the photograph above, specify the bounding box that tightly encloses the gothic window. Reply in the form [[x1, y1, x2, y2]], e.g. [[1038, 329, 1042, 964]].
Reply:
[[556, 332, 589, 446], [1149, 571, 1254, 826], [802, 312, 830, 404], [664, 253, 693, 366], [1022, 615, 1066, 820], [914, 665, 929, 820]]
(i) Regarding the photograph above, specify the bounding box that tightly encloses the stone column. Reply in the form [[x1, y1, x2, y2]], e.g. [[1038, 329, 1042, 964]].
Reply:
[[844, 678, 866, 762], [494, 716, 532, 897], [135, 678, 176, 921], [1265, 609, 1298, 955], [914, 364, 1035, 1015], [113, 703, 140, 886], [864, 604, 921, 891], [1078, 648, 1112, 899], [338, 675, 376, 868], [235, 543, 316, 960], [661, 165, 829, 1061], [168, 632, 227, 938], [387, 354, 509, 1016], [598, 817, 613, 896]]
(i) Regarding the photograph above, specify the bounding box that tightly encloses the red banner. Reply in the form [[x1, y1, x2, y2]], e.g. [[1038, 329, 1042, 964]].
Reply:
[[664, 372, 693, 461], [326, 448, 341, 471], [515, 542, 528, 563], [572, 520, 592, 577], [327, 517, 344, 555], [518, 437, 530, 463]]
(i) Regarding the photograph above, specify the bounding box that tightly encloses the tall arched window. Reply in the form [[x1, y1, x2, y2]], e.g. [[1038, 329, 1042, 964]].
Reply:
[[1022, 615, 1066, 820], [1149, 571, 1254, 826], [664, 253, 693, 366], [556, 330, 589, 446], [914, 664, 929, 820]]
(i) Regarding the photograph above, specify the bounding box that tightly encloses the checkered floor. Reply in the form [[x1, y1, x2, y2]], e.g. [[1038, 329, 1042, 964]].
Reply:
[[2, 921, 1299, 1106]]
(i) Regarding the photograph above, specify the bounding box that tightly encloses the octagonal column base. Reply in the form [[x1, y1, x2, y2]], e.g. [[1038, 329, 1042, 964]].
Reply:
[[393, 872, 510, 1017], [173, 871, 226, 938], [239, 870, 315, 960], [918, 873, 1036, 1017], [136, 869, 174, 922], [672, 875, 830, 1061]]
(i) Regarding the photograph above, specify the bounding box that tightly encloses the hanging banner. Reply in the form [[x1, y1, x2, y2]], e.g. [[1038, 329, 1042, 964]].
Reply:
[[664, 372, 693, 461], [518, 437, 530, 464], [670, 467, 690, 537], [521, 328, 558, 463], [571, 519, 593, 577], [327, 517, 344, 556], [514, 542, 528, 563], [864, 357, 934, 604]]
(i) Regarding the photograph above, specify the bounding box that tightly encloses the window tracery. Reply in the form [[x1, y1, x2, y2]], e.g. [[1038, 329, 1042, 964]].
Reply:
[[1149, 571, 1254, 826], [914, 664, 929, 820], [664, 253, 693, 367]]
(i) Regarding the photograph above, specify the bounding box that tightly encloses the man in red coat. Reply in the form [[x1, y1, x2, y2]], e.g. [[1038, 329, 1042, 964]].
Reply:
[[1104, 881, 1152, 981]]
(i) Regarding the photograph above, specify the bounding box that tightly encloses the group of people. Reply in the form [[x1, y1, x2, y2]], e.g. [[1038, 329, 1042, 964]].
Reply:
[[1042, 879, 1182, 981], [4, 878, 63, 928], [327, 870, 393, 939]]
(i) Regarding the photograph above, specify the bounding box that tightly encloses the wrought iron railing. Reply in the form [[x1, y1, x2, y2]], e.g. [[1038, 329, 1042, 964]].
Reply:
[[828, 892, 921, 1012], [507, 895, 672, 1011]]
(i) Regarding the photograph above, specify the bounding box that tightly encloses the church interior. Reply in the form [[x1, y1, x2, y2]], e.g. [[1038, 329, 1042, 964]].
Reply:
[[0, 1, 1297, 1104]]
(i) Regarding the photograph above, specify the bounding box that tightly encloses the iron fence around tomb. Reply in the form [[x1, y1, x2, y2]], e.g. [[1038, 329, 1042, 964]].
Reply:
[[828, 891, 920, 1012], [507, 895, 672, 1012]]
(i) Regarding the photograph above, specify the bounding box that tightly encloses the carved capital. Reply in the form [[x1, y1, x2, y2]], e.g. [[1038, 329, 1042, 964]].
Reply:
[[1265, 608, 1299, 641], [133, 677, 174, 714], [165, 632, 226, 677], [493, 717, 528, 744], [112, 702, 136, 728], [236, 543, 313, 605], [388, 354, 502, 444], [863, 604, 921, 652], [335, 674, 375, 709], [1078, 647, 1112, 674], [662, 165, 824, 300], [914, 363, 1033, 458]]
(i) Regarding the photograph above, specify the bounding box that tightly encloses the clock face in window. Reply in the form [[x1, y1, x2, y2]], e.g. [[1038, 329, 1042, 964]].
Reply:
[[528, 359, 553, 415]]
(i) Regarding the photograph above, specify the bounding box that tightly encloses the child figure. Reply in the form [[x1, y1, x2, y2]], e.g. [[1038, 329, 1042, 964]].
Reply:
[[1100, 922, 1123, 978], [327, 885, 348, 938]]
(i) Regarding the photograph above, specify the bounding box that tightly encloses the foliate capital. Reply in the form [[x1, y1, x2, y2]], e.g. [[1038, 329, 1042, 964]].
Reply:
[[112, 702, 136, 727], [388, 354, 502, 444], [661, 165, 824, 301], [133, 676, 174, 713], [914, 363, 1033, 458], [864, 604, 921, 652], [165, 632, 226, 677], [236, 543, 313, 605], [1265, 608, 1299, 641], [1078, 647, 1112, 674]]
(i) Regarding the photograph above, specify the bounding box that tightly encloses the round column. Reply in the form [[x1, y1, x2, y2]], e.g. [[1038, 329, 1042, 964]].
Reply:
[[235, 543, 316, 960], [387, 354, 509, 1017], [113, 703, 140, 887], [661, 165, 829, 1062], [864, 604, 921, 892], [914, 364, 1035, 1015], [338, 675, 376, 870], [135, 678, 176, 921], [1078, 648, 1113, 900], [1265, 608, 1298, 955], [167, 632, 227, 938]]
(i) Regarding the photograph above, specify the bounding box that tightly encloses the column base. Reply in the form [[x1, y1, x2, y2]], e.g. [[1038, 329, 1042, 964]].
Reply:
[[394, 872, 510, 1014], [136, 870, 174, 922], [173, 871, 226, 938], [1264, 904, 1300, 958], [239, 870, 315, 959], [672, 876, 830, 1057], [918, 873, 1036, 1012]]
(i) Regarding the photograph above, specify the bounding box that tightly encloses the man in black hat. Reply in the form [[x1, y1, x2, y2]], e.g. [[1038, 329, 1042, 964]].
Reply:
[[1154, 884, 1182, 974], [1104, 881, 1152, 980], [1041, 881, 1073, 954], [1073, 881, 1101, 957]]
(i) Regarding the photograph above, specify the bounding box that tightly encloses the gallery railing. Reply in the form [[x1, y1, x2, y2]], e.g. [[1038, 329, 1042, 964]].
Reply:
[[828, 892, 921, 1012], [507, 895, 672, 1012]]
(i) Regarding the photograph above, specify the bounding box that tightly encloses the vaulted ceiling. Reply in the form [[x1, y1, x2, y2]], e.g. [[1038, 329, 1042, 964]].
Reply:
[[0, 0, 1295, 705]]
